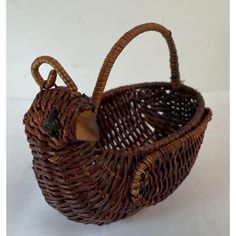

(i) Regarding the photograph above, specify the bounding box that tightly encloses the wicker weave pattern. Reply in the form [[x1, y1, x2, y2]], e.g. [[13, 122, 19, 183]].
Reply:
[[23, 23, 212, 225]]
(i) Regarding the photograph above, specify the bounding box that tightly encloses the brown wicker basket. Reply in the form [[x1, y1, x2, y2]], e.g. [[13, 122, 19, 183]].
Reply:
[[23, 22, 212, 225]]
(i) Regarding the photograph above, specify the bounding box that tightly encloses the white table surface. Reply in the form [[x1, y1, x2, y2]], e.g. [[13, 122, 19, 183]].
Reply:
[[7, 91, 229, 236]]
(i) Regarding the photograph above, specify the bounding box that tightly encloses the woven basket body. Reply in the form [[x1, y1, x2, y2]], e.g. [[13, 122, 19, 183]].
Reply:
[[24, 23, 212, 225]]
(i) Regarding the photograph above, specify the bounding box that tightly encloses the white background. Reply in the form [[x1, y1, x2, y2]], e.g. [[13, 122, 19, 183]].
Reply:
[[7, 0, 228, 99], [7, 0, 229, 236]]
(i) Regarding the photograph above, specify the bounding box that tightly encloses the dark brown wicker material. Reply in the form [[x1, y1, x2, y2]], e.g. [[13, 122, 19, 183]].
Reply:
[[23, 23, 212, 225]]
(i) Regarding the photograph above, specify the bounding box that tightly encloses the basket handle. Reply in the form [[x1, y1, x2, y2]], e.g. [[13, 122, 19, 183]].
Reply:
[[31, 56, 80, 96], [92, 22, 181, 113]]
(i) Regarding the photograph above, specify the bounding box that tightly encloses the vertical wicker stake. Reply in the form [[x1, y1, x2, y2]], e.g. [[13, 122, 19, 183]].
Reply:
[[24, 22, 212, 225]]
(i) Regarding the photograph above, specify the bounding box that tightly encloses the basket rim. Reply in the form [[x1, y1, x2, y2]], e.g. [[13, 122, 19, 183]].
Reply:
[[98, 81, 208, 152]]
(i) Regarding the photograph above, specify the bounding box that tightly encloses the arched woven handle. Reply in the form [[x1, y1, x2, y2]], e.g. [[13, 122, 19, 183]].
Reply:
[[92, 22, 181, 113], [31, 56, 80, 96]]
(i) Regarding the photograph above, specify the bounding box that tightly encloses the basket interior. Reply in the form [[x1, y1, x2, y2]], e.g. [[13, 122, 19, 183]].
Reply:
[[97, 83, 199, 150]]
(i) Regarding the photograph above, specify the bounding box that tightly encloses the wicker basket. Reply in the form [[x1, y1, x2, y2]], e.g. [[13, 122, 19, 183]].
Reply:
[[23, 23, 212, 225]]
